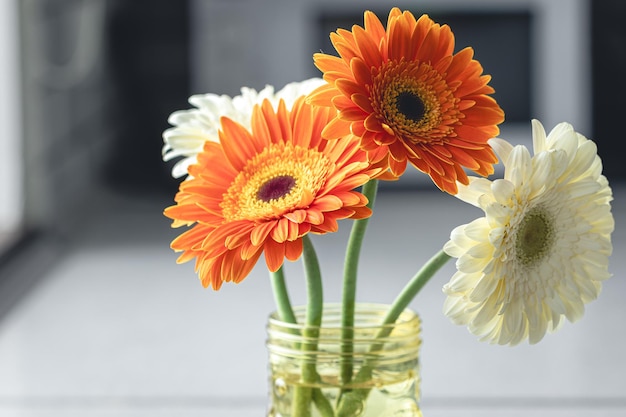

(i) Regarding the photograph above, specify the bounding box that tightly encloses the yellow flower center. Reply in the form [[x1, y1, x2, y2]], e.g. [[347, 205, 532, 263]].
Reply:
[[371, 60, 460, 143], [515, 206, 555, 267], [221, 143, 332, 221]]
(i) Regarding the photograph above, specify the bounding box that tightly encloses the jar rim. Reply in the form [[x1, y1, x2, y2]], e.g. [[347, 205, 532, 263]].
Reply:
[[267, 302, 420, 332]]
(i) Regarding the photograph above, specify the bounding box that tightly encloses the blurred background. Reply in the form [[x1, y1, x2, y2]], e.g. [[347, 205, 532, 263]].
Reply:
[[0, 0, 624, 416]]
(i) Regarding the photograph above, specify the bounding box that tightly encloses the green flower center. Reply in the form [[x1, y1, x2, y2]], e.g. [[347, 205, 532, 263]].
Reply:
[[515, 206, 555, 267], [257, 175, 296, 202]]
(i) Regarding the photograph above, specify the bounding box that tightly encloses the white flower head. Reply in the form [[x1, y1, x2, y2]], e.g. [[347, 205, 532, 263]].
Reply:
[[443, 119, 615, 345], [162, 77, 327, 178]]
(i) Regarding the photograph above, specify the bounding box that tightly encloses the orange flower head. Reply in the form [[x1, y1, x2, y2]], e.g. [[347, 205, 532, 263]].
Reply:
[[163, 97, 378, 290], [309, 8, 505, 194]]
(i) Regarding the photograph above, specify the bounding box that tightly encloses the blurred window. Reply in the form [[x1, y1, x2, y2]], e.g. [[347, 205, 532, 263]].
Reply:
[[0, 0, 24, 254]]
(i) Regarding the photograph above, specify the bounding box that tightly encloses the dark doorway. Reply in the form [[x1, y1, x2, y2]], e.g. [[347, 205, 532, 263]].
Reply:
[[104, 0, 191, 196]]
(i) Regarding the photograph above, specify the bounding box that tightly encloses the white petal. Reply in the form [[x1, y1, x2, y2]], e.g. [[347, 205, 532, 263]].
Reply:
[[505, 145, 532, 187], [161, 78, 322, 178], [488, 137, 514, 164], [531, 119, 547, 154], [456, 177, 493, 207], [443, 119, 614, 345]]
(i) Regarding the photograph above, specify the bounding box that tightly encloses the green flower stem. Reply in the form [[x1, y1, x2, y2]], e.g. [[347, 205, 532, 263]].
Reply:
[[302, 234, 324, 336], [335, 249, 451, 416], [269, 252, 333, 416], [269, 267, 296, 324], [340, 179, 379, 385], [313, 389, 336, 417], [291, 235, 334, 417]]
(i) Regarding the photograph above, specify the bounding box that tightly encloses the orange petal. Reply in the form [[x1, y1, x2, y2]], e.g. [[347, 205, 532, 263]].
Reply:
[[306, 83, 339, 107], [271, 218, 290, 243], [446, 47, 474, 82], [219, 117, 256, 171], [363, 113, 384, 132], [240, 240, 263, 261], [283, 209, 307, 224], [322, 116, 351, 139], [388, 157, 408, 177], [250, 220, 276, 246], [305, 208, 325, 225], [313, 54, 347, 76], [332, 94, 357, 110], [264, 239, 285, 272], [388, 10, 414, 61], [231, 253, 261, 284], [284, 239, 303, 261], [350, 57, 373, 87], [336, 78, 364, 98], [353, 25, 383, 69], [312, 195, 344, 211], [351, 93, 374, 113], [446, 146, 482, 171], [364, 9, 386, 41], [340, 106, 367, 121]]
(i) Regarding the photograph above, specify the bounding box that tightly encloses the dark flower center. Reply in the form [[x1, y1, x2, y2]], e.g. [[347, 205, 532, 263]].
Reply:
[[396, 91, 425, 122], [257, 175, 296, 202], [515, 207, 554, 267]]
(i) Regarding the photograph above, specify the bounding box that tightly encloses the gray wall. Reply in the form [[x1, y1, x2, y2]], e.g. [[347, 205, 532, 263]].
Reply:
[[18, 0, 190, 237], [19, 0, 115, 235]]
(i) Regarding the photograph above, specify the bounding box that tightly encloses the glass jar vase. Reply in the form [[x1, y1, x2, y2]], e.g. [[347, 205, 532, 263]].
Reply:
[[266, 303, 422, 417]]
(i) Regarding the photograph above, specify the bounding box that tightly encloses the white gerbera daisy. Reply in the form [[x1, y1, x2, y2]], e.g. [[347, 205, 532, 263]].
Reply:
[[443, 119, 614, 345], [161, 77, 326, 178]]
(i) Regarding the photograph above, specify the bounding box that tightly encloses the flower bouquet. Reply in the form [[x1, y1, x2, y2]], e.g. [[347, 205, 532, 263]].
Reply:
[[162, 7, 614, 417]]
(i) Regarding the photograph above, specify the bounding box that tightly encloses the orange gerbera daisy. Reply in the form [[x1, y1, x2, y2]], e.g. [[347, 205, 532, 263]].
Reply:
[[163, 97, 378, 290], [309, 7, 505, 194]]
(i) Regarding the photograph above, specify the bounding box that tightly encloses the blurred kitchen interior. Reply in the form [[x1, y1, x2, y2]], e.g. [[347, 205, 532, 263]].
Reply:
[[1, 0, 625, 321], [0, 1, 625, 415]]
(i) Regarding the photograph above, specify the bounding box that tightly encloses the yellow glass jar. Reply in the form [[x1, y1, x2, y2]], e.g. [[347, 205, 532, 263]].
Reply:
[[266, 303, 422, 417]]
